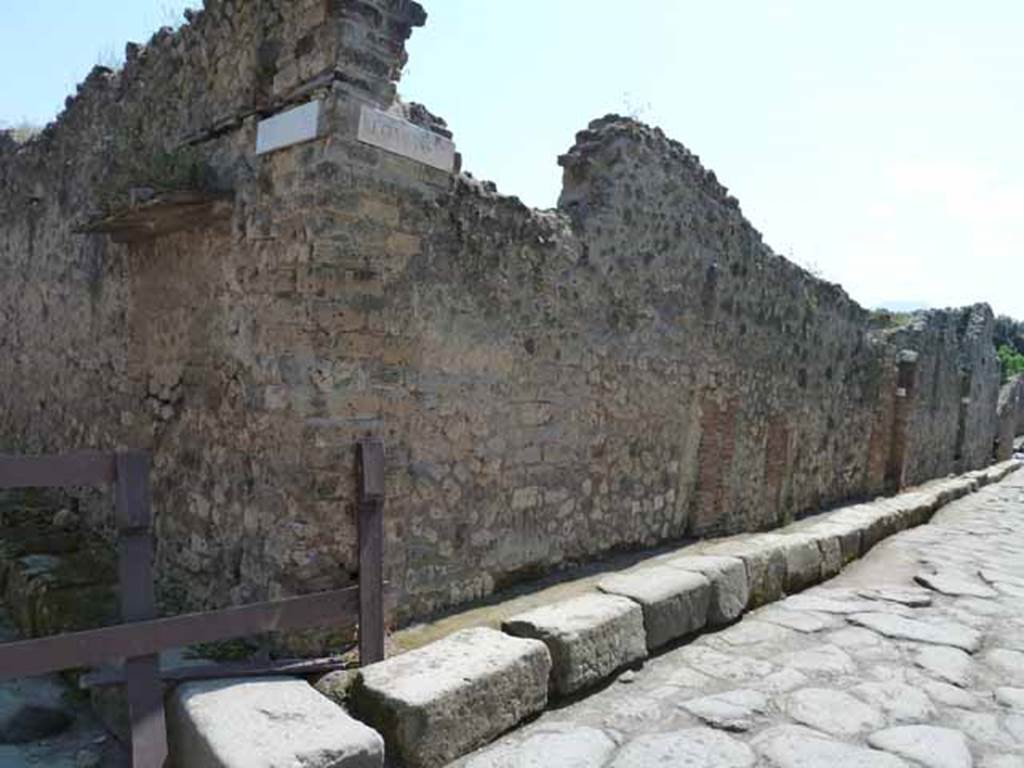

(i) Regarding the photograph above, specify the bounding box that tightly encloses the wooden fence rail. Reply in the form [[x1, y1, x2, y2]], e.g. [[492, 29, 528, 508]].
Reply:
[[0, 439, 386, 768]]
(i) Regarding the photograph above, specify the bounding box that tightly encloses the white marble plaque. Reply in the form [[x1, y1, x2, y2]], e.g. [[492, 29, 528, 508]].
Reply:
[[357, 106, 455, 172], [255, 100, 322, 155]]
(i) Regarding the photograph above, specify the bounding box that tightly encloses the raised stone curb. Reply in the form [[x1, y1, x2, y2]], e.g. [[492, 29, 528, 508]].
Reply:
[[502, 592, 645, 696], [702, 536, 787, 608], [351, 627, 550, 768], [665, 555, 749, 626], [167, 676, 383, 768], [362, 460, 1022, 768], [598, 565, 711, 651]]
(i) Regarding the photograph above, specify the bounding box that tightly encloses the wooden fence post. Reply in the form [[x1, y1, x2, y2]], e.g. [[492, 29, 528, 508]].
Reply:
[[115, 451, 168, 767], [356, 438, 385, 666]]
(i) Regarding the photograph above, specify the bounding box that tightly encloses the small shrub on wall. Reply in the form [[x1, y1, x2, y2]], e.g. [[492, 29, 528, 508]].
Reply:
[[997, 345, 1024, 383]]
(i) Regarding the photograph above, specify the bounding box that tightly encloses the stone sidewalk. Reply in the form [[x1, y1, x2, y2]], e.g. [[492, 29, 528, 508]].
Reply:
[[450, 471, 1024, 767]]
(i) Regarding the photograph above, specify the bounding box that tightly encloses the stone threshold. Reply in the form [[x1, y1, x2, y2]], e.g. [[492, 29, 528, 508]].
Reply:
[[338, 459, 1021, 768]]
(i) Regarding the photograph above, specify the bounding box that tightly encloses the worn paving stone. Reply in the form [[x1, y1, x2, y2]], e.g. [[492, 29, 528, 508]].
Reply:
[[980, 755, 1024, 768], [943, 709, 1017, 750], [502, 592, 646, 696], [666, 555, 749, 626], [785, 688, 885, 736], [679, 688, 768, 732], [1003, 713, 1024, 742], [777, 644, 857, 675], [915, 570, 999, 599], [780, 592, 881, 614], [674, 646, 775, 683], [826, 626, 899, 660], [867, 725, 972, 768], [752, 725, 911, 768], [981, 648, 1024, 683], [847, 612, 982, 652], [857, 587, 933, 607], [459, 723, 617, 768], [712, 619, 796, 647], [979, 568, 1024, 588], [607, 727, 755, 768], [756, 668, 810, 694], [994, 687, 1024, 709], [757, 607, 840, 633], [598, 565, 711, 650], [913, 645, 975, 687], [916, 678, 980, 709], [852, 681, 937, 723]]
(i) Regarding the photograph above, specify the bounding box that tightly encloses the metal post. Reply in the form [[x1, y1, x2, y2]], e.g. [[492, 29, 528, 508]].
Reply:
[[356, 438, 385, 666], [115, 451, 168, 768]]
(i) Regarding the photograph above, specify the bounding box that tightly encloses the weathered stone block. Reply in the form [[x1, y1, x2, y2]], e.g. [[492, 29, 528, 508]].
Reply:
[[829, 505, 894, 554], [802, 521, 861, 566], [167, 677, 383, 768], [703, 537, 787, 608], [774, 534, 823, 593], [812, 533, 843, 579], [598, 566, 711, 650], [502, 592, 646, 696], [666, 555, 749, 625], [352, 627, 550, 768]]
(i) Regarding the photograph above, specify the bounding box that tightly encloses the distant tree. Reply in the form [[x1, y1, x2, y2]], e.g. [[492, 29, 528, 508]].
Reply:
[[994, 315, 1024, 356], [997, 344, 1024, 384]]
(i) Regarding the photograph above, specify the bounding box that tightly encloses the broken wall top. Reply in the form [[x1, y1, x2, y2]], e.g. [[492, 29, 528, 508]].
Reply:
[[0, 0, 426, 222]]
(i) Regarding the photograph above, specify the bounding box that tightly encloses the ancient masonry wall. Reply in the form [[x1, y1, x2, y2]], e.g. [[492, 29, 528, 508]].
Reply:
[[996, 376, 1024, 460], [0, 0, 1008, 629]]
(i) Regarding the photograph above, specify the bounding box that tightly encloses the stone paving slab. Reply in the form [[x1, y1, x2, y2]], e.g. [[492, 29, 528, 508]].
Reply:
[[449, 464, 1024, 767]]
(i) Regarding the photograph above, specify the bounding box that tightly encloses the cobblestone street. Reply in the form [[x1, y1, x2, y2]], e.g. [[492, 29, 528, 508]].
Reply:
[[452, 470, 1024, 767]]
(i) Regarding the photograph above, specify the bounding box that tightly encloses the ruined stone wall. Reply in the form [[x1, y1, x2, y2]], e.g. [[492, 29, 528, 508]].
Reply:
[[996, 376, 1024, 460], [0, 1, 1007, 631], [879, 306, 1001, 484]]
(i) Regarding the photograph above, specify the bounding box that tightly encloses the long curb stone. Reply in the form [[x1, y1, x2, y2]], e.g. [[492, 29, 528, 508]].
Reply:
[[378, 460, 1022, 768], [167, 676, 383, 768], [665, 555, 750, 626], [702, 537, 787, 608], [502, 592, 646, 697], [351, 627, 550, 768], [598, 565, 711, 651]]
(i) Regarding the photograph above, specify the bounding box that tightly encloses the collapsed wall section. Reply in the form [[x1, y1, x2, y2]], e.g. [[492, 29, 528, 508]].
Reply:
[[0, 2, 1007, 631]]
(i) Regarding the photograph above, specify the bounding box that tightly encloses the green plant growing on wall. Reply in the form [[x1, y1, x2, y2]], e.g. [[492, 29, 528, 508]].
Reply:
[[997, 344, 1024, 383]]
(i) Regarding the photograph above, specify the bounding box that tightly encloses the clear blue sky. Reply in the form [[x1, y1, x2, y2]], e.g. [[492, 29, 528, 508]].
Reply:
[[3, 1, 1023, 319]]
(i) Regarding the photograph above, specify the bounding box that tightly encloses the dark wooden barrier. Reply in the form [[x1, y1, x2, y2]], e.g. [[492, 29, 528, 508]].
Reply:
[[0, 440, 386, 768]]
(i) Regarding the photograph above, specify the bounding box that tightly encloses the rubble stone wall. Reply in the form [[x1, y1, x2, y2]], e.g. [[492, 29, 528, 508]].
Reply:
[[0, 0, 1008, 630], [997, 376, 1024, 460]]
